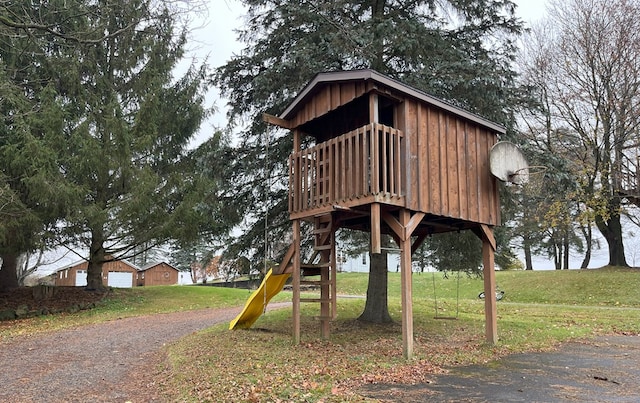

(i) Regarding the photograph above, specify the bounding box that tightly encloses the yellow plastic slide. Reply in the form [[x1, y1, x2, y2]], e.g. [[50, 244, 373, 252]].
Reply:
[[229, 268, 291, 330]]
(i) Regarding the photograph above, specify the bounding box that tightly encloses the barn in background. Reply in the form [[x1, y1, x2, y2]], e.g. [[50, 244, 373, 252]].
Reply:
[[52, 259, 179, 288], [136, 262, 179, 286]]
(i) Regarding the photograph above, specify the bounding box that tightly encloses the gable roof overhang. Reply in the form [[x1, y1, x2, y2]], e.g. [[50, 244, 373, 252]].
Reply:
[[278, 69, 506, 134], [138, 262, 180, 272]]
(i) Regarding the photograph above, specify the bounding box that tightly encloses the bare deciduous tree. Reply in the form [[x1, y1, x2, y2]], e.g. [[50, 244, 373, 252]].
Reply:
[[520, 0, 640, 267]]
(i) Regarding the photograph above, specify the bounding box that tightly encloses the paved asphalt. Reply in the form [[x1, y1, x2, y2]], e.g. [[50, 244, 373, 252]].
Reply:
[[360, 335, 640, 402]]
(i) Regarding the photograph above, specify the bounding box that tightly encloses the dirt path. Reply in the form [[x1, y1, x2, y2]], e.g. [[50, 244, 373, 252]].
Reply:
[[0, 303, 289, 403]]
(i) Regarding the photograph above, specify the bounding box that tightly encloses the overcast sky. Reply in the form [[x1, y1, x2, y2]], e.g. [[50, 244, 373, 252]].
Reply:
[[193, 0, 549, 133]]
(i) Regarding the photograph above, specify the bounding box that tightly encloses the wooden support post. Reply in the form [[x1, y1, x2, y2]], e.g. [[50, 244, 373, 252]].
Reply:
[[479, 225, 498, 344], [399, 209, 413, 359], [293, 128, 301, 153], [371, 203, 381, 254], [292, 219, 301, 345], [369, 92, 379, 123], [321, 249, 330, 338], [330, 224, 337, 320], [382, 208, 423, 359]]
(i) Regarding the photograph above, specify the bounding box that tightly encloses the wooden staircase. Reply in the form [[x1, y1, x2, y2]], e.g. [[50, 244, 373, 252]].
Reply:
[[274, 213, 337, 338], [300, 214, 336, 326]]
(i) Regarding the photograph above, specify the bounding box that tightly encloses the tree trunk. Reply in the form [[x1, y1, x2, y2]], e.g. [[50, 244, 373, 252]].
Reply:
[[523, 235, 534, 270], [563, 233, 570, 270], [579, 224, 592, 269], [358, 251, 392, 323], [595, 212, 628, 267], [369, 0, 385, 71], [0, 253, 20, 292], [553, 240, 561, 270], [86, 230, 107, 291]]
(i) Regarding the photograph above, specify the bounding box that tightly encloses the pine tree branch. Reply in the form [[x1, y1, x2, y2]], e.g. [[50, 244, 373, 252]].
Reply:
[[0, 13, 139, 44]]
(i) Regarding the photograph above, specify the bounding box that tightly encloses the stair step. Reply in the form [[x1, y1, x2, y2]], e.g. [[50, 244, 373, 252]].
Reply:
[[301, 267, 321, 277], [300, 298, 330, 303], [300, 279, 330, 285], [300, 263, 331, 277], [300, 262, 330, 268], [312, 226, 331, 234], [313, 244, 332, 251]]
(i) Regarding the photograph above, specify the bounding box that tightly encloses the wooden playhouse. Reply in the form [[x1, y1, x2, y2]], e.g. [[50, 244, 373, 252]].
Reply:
[[265, 69, 504, 359]]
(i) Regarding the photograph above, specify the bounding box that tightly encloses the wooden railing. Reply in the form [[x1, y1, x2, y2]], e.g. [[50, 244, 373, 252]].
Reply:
[[289, 123, 405, 214]]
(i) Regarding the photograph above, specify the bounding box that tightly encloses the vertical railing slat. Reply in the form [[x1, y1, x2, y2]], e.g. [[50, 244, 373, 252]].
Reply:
[[382, 126, 388, 194], [388, 127, 393, 194], [393, 130, 402, 197], [371, 123, 379, 194], [311, 147, 321, 207], [289, 155, 294, 212]]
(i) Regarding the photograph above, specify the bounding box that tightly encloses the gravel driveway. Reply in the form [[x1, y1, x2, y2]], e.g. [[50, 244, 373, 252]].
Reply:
[[0, 303, 289, 402]]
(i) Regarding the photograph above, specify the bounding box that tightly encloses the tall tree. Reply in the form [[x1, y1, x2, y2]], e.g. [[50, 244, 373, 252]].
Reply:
[[2, 0, 226, 290], [519, 0, 640, 267], [215, 0, 525, 318], [0, 4, 76, 291]]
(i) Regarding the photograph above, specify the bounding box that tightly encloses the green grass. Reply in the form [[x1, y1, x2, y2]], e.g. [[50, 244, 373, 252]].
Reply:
[[0, 284, 288, 340], [160, 267, 640, 402], [339, 266, 640, 306], [90, 284, 263, 315], [2, 268, 639, 401]]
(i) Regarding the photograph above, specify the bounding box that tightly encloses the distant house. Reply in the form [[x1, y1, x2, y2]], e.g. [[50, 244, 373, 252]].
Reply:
[[190, 256, 222, 283], [51, 258, 181, 288], [136, 262, 179, 286], [53, 259, 139, 288]]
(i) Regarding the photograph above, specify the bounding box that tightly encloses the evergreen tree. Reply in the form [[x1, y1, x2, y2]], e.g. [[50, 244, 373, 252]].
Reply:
[[0, 2, 76, 291], [1, 0, 226, 291], [215, 0, 525, 318]]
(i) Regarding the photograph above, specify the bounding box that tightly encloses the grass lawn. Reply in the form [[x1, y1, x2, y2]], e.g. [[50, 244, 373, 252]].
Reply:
[[158, 267, 640, 402], [0, 284, 288, 341], [1, 267, 638, 401]]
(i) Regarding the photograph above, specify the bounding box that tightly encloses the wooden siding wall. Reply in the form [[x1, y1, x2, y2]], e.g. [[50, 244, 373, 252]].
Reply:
[[54, 267, 77, 286], [106, 261, 138, 274], [54, 261, 137, 287], [290, 82, 373, 128], [402, 99, 500, 226], [139, 264, 179, 286]]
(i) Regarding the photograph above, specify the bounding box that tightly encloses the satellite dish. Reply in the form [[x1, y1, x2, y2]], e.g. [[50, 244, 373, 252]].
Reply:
[[489, 142, 529, 185]]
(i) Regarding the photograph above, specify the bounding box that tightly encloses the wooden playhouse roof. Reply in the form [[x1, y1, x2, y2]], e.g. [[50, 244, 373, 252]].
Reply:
[[278, 69, 506, 134]]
